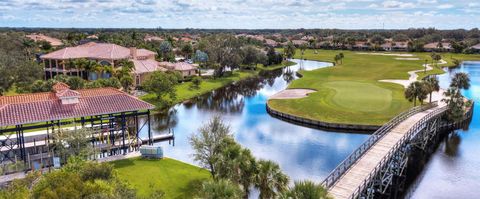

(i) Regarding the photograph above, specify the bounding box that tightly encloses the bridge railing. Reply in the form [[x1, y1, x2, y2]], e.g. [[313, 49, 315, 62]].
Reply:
[[349, 104, 447, 199], [321, 101, 438, 188]]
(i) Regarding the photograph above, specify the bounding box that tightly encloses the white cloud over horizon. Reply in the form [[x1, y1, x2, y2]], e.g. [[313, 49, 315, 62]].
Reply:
[[0, 0, 478, 29]]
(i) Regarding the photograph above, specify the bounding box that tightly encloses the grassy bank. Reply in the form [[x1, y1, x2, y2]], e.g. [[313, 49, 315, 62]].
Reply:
[[258, 60, 296, 71], [141, 61, 295, 110], [268, 49, 480, 125], [111, 158, 210, 198]]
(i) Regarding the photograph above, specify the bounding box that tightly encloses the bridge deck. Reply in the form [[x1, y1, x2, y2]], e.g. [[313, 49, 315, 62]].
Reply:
[[328, 106, 442, 199]]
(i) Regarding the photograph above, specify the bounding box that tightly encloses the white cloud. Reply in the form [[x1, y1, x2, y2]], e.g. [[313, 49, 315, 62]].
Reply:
[[437, 4, 454, 9], [417, 0, 438, 4], [382, 1, 416, 9], [0, 0, 477, 29]]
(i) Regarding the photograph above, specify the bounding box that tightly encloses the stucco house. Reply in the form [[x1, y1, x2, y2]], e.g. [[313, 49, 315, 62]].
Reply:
[[40, 42, 164, 86], [159, 62, 197, 78]]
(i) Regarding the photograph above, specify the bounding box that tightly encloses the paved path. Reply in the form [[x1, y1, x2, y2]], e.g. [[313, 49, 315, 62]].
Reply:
[[269, 89, 316, 99], [379, 59, 447, 88], [328, 103, 446, 199]]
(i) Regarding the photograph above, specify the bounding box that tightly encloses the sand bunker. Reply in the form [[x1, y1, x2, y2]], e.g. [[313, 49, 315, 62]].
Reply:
[[356, 52, 415, 57], [395, 57, 420, 60], [269, 89, 316, 99]]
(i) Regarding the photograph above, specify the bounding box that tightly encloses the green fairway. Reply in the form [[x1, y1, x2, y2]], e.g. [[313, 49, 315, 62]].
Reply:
[[324, 81, 392, 112], [268, 49, 480, 125], [111, 158, 210, 199]]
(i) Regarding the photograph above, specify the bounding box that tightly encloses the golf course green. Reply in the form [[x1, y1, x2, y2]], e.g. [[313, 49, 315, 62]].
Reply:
[[268, 49, 480, 125]]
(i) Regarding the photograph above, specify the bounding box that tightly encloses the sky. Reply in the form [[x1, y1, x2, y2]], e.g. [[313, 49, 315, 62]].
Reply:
[[0, 0, 478, 29]]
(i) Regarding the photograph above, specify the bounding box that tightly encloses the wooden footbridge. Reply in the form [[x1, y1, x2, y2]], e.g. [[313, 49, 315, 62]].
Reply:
[[321, 101, 454, 199]]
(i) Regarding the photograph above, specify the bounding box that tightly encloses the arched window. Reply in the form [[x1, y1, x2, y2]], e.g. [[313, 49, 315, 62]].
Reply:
[[99, 60, 111, 66]]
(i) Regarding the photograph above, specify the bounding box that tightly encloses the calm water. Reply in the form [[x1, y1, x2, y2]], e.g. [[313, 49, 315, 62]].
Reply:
[[143, 59, 369, 182], [410, 61, 480, 198]]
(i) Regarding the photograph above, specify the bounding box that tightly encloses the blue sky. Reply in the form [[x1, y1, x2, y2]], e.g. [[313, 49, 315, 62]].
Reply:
[[0, 0, 478, 29]]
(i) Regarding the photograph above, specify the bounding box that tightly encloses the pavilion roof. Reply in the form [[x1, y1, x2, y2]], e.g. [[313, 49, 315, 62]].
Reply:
[[0, 84, 154, 126]]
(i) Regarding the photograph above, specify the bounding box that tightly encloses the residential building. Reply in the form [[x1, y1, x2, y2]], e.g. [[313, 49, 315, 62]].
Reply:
[[469, 43, 480, 53], [265, 39, 278, 47], [0, 82, 155, 167], [40, 42, 162, 86], [26, 33, 63, 47], [424, 42, 452, 52], [159, 62, 197, 78], [392, 42, 408, 51]]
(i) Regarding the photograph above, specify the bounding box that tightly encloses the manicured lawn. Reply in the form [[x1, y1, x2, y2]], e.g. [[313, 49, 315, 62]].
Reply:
[[258, 60, 296, 71], [141, 70, 257, 109], [141, 60, 295, 110], [268, 49, 480, 125], [111, 158, 210, 199]]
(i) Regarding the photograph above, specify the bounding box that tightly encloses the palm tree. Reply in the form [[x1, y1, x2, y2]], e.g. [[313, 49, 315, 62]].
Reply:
[[255, 160, 289, 199], [423, 76, 440, 103], [84, 60, 97, 80], [200, 179, 243, 199], [442, 87, 466, 122], [284, 180, 331, 199], [22, 38, 36, 59], [450, 72, 470, 90], [430, 53, 441, 67], [405, 81, 428, 106], [334, 54, 341, 65], [66, 59, 76, 76], [120, 76, 133, 92], [94, 64, 104, 80], [74, 58, 87, 78], [102, 65, 117, 80]]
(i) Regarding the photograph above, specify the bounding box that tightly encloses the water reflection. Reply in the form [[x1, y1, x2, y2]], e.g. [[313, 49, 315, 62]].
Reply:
[[145, 59, 369, 183], [410, 61, 480, 198]]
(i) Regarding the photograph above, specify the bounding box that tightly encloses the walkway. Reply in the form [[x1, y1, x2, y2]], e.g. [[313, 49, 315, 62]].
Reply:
[[328, 103, 447, 199], [379, 59, 447, 88]]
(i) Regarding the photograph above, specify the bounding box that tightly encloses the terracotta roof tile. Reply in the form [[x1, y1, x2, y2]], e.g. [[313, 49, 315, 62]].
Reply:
[[0, 87, 154, 126]]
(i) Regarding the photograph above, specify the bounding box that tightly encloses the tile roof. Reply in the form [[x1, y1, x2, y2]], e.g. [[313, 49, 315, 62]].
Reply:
[[26, 34, 63, 46], [159, 62, 197, 71], [52, 82, 70, 91], [40, 42, 156, 60], [471, 43, 480, 50], [0, 86, 154, 126], [131, 59, 167, 74]]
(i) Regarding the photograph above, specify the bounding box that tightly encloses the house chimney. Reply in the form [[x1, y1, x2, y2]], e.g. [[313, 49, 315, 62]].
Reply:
[[130, 47, 137, 59]]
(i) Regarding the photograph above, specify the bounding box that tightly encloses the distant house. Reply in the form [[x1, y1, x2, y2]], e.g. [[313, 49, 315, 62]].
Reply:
[[291, 40, 308, 46], [144, 35, 164, 42], [424, 42, 452, 52], [40, 42, 163, 86], [392, 42, 408, 51], [469, 43, 480, 53], [26, 33, 63, 47], [159, 62, 197, 78], [86, 34, 98, 39], [353, 42, 370, 51], [381, 42, 392, 51], [180, 37, 193, 42], [264, 39, 278, 47], [301, 36, 315, 41]]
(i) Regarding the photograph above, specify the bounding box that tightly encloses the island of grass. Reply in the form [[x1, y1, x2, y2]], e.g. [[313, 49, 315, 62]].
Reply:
[[111, 158, 210, 199], [268, 49, 480, 126]]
